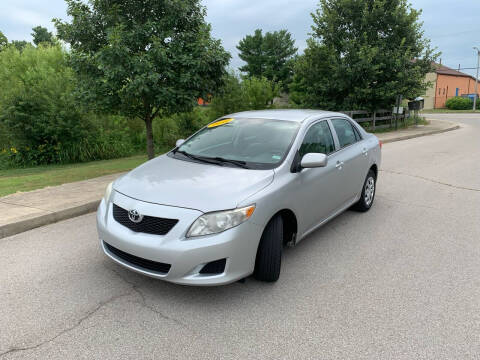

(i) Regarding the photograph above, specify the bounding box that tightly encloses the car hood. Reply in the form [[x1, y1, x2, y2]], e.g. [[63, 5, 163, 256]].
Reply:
[[113, 154, 274, 213]]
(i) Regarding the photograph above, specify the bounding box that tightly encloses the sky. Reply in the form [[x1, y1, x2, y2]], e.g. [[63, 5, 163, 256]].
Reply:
[[1, 0, 479, 77]]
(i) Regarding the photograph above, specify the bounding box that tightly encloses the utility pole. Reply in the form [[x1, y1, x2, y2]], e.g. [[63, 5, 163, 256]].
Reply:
[[473, 47, 480, 111]]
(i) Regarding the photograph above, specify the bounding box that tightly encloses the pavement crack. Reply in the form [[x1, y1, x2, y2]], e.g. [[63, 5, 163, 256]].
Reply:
[[380, 169, 480, 192], [0, 292, 131, 359], [0, 266, 190, 359], [106, 266, 189, 329]]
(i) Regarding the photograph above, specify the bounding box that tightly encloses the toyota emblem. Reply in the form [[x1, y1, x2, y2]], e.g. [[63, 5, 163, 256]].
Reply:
[[128, 209, 144, 223]]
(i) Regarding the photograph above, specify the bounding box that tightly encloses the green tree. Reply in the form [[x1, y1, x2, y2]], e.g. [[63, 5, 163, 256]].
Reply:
[[209, 72, 245, 118], [237, 30, 265, 78], [293, 0, 437, 111], [242, 77, 280, 109], [210, 74, 280, 118], [10, 40, 29, 52], [55, 0, 230, 159], [290, 39, 337, 109], [237, 29, 297, 89], [32, 26, 54, 46], [0, 31, 7, 51]]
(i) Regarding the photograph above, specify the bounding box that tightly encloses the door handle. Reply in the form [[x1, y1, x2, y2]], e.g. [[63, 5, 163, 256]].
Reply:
[[362, 148, 368, 156], [335, 161, 344, 169]]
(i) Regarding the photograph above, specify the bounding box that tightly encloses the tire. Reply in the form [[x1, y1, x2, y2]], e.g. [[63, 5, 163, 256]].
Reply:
[[254, 215, 283, 282], [352, 169, 376, 212]]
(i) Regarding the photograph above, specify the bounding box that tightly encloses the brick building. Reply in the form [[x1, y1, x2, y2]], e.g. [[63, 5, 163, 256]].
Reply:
[[423, 63, 479, 109]]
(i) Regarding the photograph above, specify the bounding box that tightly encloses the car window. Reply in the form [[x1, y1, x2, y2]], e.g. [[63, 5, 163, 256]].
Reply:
[[352, 124, 362, 141], [299, 121, 335, 157], [175, 117, 300, 169], [331, 118, 358, 148]]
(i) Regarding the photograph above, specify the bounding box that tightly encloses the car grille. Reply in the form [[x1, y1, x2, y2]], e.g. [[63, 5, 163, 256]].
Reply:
[[103, 241, 171, 274], [112, 203, 178, 235]]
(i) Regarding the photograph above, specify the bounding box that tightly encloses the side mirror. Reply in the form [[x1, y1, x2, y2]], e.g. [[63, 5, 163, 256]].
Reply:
[[300, 153, 328, 168], [175, 139, 185, 147]]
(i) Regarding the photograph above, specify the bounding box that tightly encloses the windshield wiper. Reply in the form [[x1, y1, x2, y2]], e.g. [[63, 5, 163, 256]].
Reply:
[[211, 157, 250, 169], [175, 150, 223, 166], [175, 150, 250, 169]]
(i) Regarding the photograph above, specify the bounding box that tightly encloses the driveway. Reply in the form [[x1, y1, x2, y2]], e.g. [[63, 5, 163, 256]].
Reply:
[[1, 113, 479, 359]]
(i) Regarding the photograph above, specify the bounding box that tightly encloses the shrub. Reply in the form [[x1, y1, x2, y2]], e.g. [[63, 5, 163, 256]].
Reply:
[[209, 73, 280, 118], [445, 96, 473, 110], [173, 107, 212, 138], [153, 117, 180, 151], [0, 45, 91, 165], [153, 107, 213, 151], [209, 73, 246, 119], [0, 122, 12, 153], [242, 77, 281, 109], [0, 45, 138, 166], [0, 148, 12, 170]]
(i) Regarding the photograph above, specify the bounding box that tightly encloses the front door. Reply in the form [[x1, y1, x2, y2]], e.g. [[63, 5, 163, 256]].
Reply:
[[330, 118, 369, 205], [294, 120, 341, 231]]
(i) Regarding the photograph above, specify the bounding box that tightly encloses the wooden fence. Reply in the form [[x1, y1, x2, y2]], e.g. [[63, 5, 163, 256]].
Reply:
[[340, 109, 408, 130]]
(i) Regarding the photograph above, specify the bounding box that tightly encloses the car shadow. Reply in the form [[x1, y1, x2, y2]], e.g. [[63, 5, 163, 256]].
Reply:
[[101, 207, 367, 310]]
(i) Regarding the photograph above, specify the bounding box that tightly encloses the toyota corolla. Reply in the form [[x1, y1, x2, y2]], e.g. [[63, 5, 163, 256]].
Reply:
[[97, 109, 381, 285]]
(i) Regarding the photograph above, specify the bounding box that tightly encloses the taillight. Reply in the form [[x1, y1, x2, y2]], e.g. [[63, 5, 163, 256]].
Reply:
[[379, 140, 383, 150]]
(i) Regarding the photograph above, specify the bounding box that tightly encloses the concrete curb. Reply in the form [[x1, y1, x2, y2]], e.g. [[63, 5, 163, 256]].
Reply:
[[381, 124, 460, 144], [0, 200, 100, 239]]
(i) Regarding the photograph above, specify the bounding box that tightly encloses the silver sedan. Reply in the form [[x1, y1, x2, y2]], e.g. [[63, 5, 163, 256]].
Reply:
[[97, 109, 381, 285]]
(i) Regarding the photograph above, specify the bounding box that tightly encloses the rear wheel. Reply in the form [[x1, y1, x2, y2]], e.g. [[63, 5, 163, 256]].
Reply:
[[254, 215, 283, 282], [353, 169, 376, 212]]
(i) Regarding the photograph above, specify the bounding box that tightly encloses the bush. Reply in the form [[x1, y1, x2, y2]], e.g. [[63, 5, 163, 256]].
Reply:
[[0, 45, 137, 167], [153, 107, 213, 151], [173, 107, 212, 137], [242, 77, 281, 109], [445, 96, 473, 110], [209, 73, 247, 119], [209, 73, 280, 118], [0, 45, 88, 165], [153, 117, 180, 150], [0, 122, 12, 154]]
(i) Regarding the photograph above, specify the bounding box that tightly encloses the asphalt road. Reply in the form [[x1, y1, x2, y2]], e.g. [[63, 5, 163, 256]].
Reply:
[[1, 114, 479, 360]]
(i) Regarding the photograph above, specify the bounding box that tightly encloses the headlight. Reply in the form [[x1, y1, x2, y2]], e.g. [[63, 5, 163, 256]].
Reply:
[[104, 182, 113, 202], [186, 205, 255, 238]]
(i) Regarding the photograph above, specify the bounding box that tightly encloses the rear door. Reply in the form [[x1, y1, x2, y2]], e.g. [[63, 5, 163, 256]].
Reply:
[[329, 118, 369, 205]]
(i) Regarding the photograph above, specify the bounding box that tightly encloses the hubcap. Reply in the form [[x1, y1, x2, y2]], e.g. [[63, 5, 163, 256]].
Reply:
[[364, 177, 375, 206]]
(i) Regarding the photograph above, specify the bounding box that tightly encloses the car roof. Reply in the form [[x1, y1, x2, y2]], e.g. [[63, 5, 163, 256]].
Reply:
[[227, 109, 347, 123]]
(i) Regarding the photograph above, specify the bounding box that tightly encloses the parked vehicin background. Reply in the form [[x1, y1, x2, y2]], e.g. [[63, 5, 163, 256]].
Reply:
[[97, 110, 381, 285]]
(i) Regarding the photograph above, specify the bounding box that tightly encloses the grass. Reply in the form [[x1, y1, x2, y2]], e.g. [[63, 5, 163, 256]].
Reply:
[[365, 116, 429, 133], [0, 154, 148, 197]]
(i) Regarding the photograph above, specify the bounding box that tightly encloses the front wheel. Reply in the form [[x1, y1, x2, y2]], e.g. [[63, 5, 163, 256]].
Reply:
[[254, 215, 283, 282], [352, 169, 376, 212]]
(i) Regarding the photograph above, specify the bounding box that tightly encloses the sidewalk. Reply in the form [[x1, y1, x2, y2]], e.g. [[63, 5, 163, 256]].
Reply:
[[0, 173, 123, 238], [0, 118, 459, 239], [375, 118, 459, 143]]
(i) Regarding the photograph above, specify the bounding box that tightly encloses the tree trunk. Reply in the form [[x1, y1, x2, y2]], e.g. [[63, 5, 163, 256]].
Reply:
[[145, 116, 155, 160]]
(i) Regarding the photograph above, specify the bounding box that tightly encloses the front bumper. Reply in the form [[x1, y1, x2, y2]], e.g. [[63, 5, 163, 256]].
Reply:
[[96, 191, 263, 286]]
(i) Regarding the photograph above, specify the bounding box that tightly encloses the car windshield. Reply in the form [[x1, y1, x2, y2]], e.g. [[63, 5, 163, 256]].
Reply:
[[172, 117, 300, 169]]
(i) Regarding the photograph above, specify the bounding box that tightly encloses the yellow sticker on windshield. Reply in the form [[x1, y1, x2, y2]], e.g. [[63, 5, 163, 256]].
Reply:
[[208, 118, 234, 128]]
